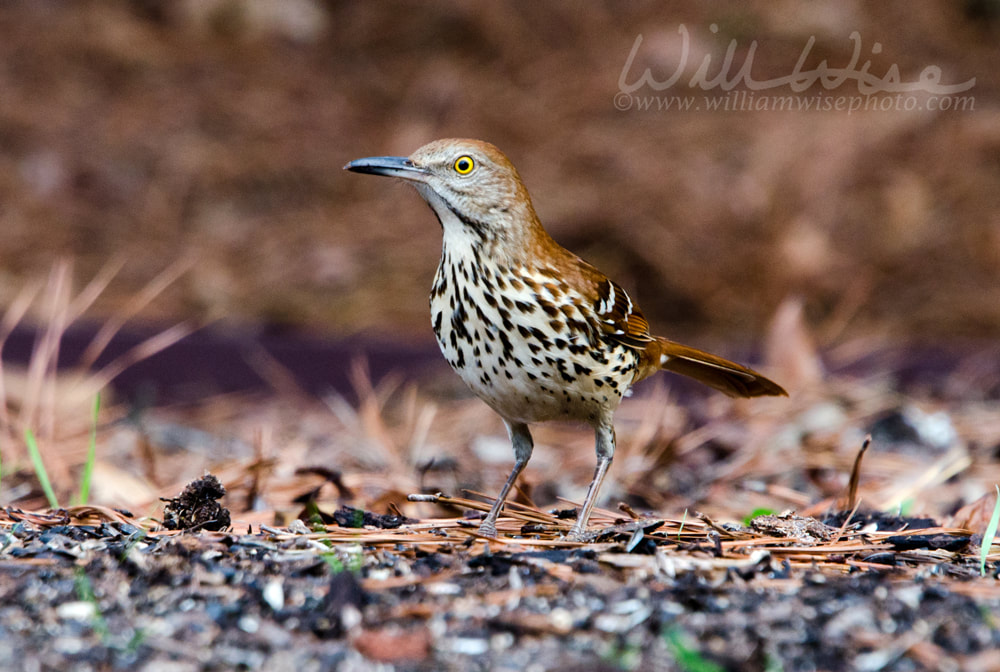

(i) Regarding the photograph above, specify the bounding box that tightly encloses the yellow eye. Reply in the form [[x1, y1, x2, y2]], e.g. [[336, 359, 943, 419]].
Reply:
[[453, 155, 475, 175]]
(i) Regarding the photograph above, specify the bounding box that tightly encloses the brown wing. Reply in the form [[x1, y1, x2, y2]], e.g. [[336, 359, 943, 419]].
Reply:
[[543, 249, 652, 350], [543, 251, 786, 397], [591, 277, 653, 349]]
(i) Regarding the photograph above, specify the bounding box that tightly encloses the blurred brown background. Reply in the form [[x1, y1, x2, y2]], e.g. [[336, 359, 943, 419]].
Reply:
[[1, 0, 998, 357]]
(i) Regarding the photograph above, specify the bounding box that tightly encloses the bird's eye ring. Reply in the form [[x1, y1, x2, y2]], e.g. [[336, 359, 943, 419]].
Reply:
[[453, 155, 475, 175]]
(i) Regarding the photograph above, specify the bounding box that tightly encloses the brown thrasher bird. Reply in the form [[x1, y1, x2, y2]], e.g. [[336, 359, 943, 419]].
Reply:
[[345, 139, 786, 539]]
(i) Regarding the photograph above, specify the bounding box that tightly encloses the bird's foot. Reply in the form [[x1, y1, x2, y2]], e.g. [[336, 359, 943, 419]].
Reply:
[[563, 523, 589, 542], [478, 521, 498, 538]]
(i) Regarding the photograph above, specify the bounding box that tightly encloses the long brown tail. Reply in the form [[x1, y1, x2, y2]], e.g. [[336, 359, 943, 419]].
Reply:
[[646, 337, 787, 398]]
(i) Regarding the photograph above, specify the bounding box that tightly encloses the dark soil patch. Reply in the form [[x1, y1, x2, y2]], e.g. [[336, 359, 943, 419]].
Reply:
[[1, 496, 998, 671]]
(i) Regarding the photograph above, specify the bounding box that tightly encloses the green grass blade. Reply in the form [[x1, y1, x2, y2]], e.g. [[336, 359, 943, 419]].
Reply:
[[664, 627, 724, 672], [743, 507, 776, 527], [75, 392, 101, 506], [74, 568, 110, 641], [980, 484, 1000, 577], [24, 427, 59, 509]]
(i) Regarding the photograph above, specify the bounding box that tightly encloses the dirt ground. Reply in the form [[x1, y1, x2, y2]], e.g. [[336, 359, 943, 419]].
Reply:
[[1, 2, 1000, 671]]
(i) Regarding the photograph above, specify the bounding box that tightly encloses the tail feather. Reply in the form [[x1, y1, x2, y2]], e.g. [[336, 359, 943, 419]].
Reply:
[[648, 338, 787, 398]]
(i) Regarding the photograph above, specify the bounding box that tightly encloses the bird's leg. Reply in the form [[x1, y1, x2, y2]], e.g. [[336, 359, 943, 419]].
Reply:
[[479, 421, 533, 537], [567, 422, 615, 540]]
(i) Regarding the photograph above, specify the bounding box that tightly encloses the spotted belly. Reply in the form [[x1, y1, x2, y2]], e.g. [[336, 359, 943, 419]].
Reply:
[[429, 259, 639, 424]]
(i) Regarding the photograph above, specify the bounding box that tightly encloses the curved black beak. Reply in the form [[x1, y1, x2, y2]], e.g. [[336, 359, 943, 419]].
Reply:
[[344, 156, 428, 181]]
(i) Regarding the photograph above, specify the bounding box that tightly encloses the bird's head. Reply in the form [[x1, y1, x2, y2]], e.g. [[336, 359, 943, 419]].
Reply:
[[345, 139, 547, 255]]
